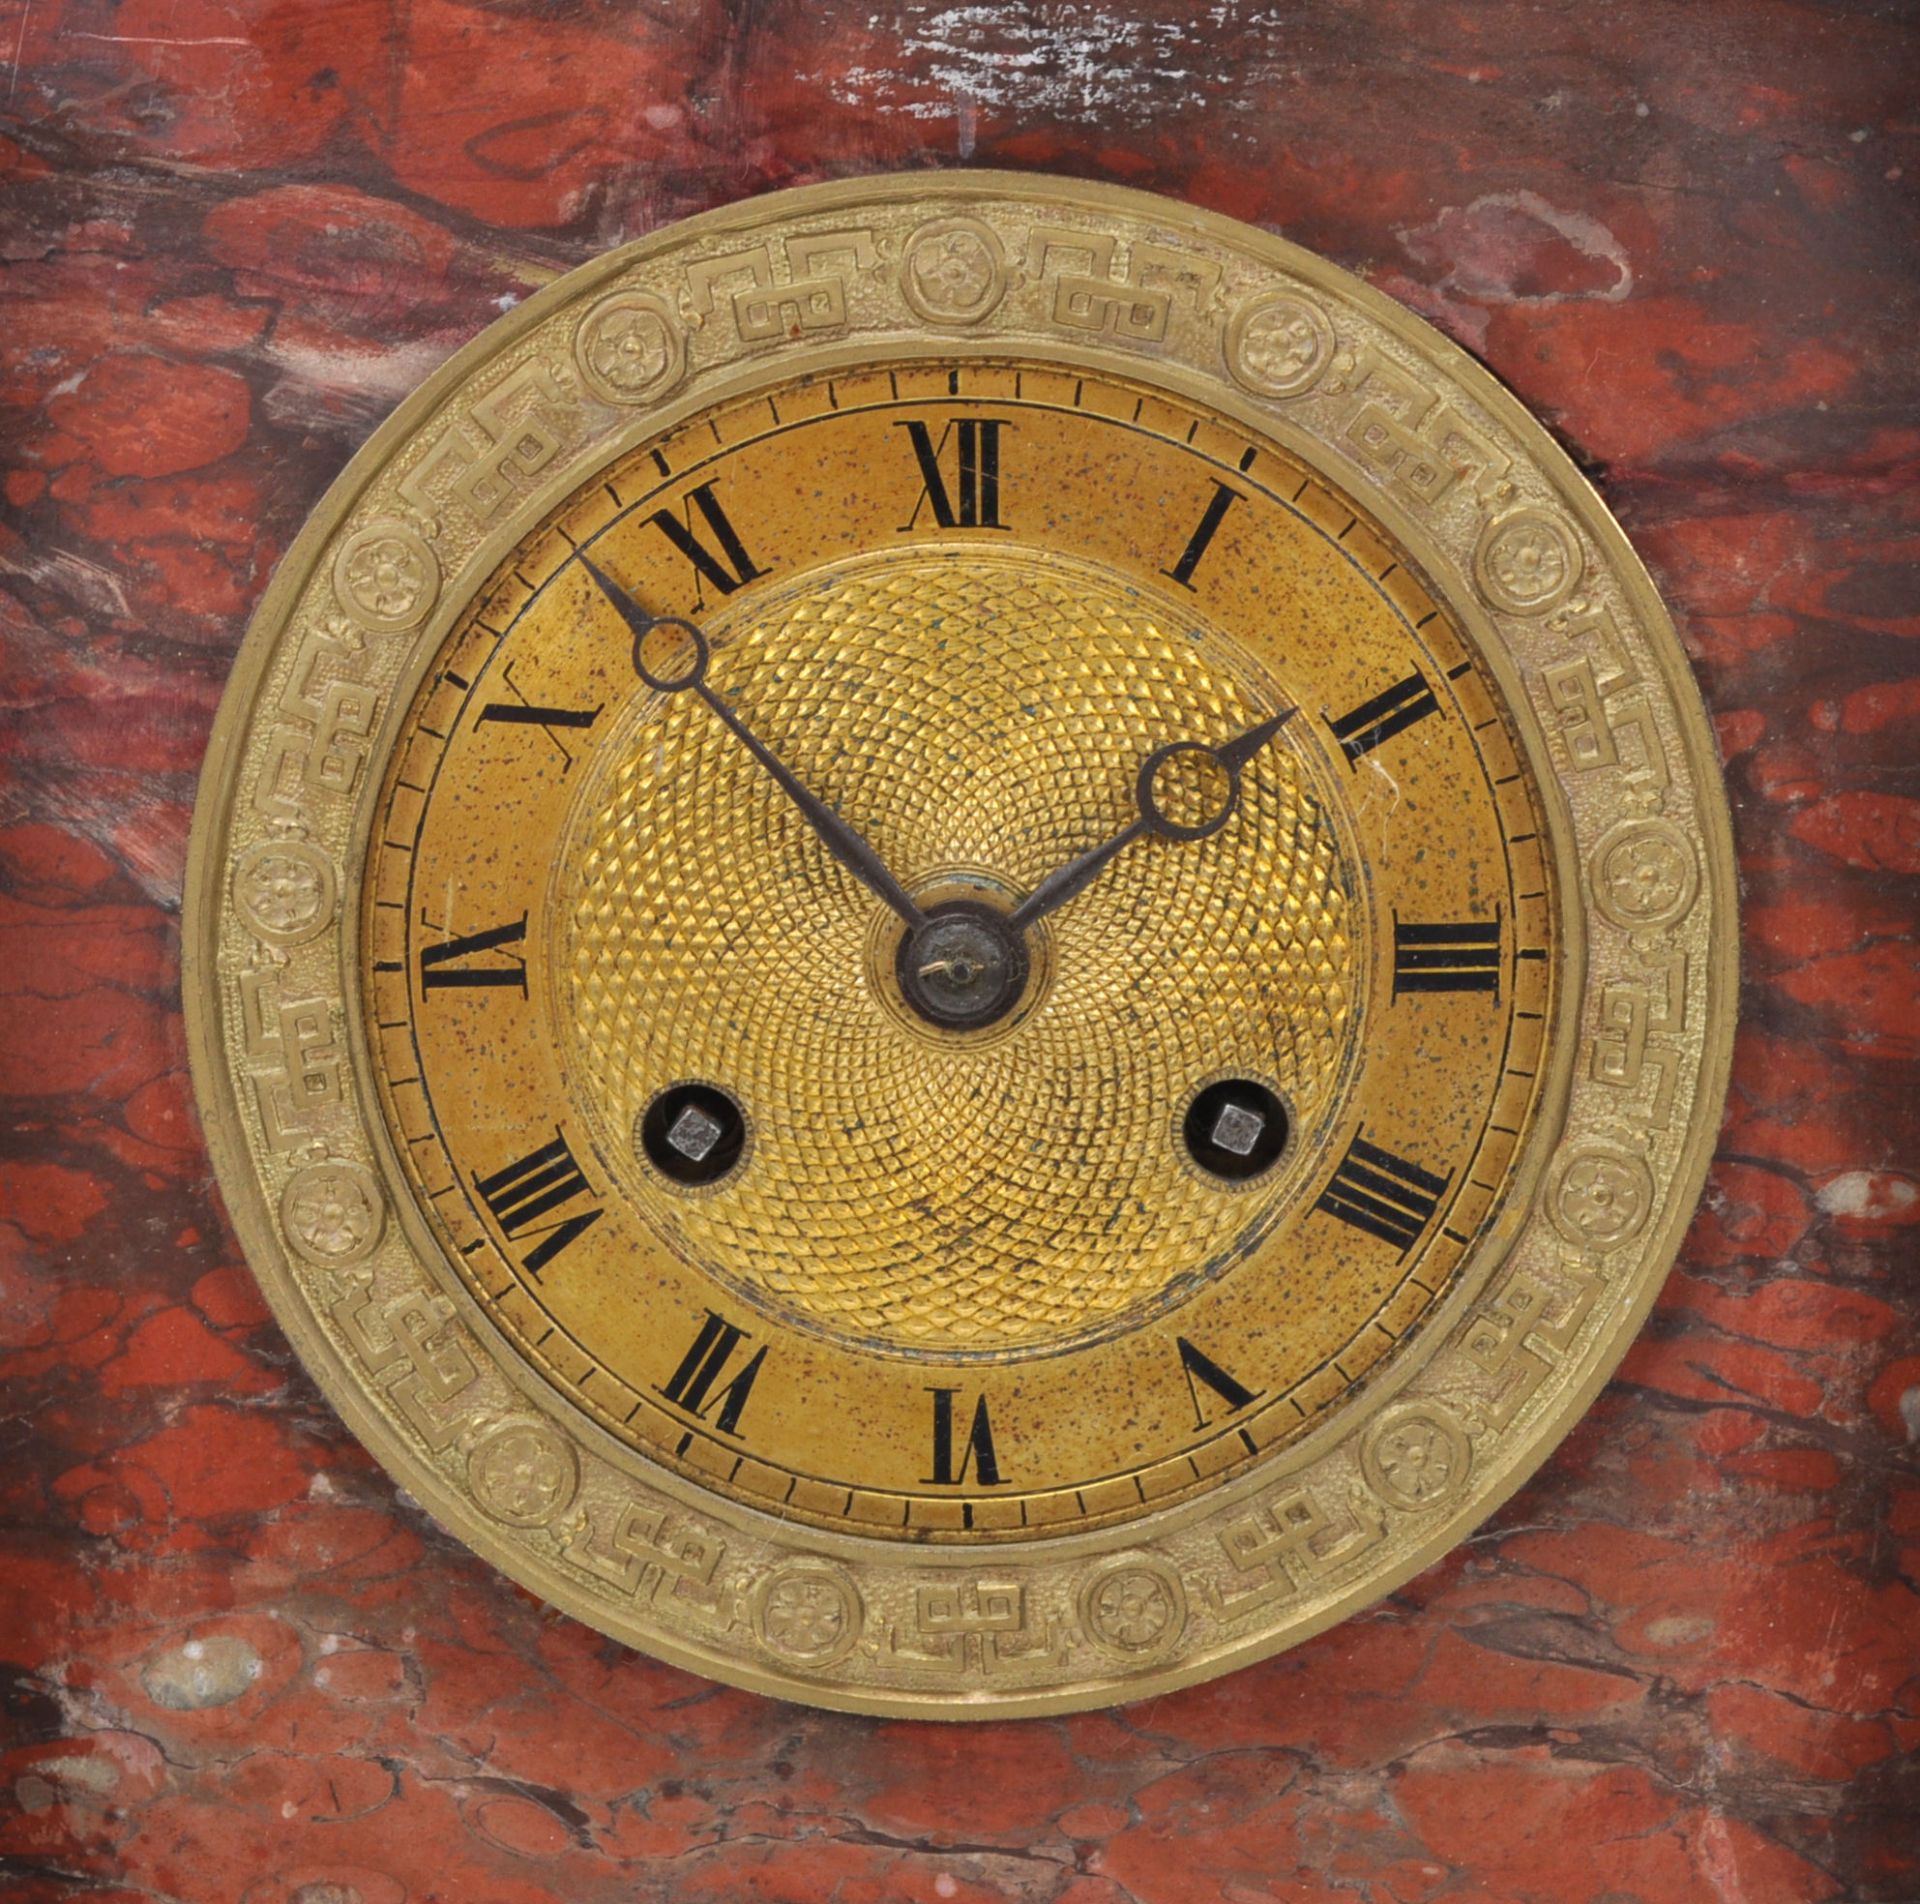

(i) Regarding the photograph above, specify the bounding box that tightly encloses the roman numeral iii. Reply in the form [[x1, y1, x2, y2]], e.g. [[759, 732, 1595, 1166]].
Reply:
[[472, 1130, 604, 1274], [923, 1389, 1005, 1487], [1315, 1134, 1449, 1255], [648, 481, 766, 598], [418, 914, 527, 996], [898, 418, 1007, 530], [1393, 915, 1502, 998]]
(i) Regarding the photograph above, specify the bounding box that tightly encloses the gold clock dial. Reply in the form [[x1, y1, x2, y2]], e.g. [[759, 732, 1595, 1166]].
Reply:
[[365, 358, 1557, 1540], [188, 174, 1734, 1714]]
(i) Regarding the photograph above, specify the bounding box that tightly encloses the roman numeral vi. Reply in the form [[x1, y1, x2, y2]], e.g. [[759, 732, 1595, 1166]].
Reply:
[[924, 1389, 1005, 1487]]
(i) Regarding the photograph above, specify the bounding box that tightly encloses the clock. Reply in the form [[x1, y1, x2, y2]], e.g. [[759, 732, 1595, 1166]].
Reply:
[[185, 173, 1735, 1716]]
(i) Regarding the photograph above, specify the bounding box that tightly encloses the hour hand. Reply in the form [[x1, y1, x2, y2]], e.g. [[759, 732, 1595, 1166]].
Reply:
[[580, 556, 928, 931], [1008, 707, 1295, 932]]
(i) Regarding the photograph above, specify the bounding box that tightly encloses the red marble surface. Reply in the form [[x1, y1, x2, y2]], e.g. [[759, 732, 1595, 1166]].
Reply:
[[1, 3, 1916, 1899]]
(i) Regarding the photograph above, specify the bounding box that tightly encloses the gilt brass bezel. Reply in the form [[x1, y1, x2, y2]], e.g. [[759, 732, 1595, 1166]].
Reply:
[[186, 173, 1735, 1716]]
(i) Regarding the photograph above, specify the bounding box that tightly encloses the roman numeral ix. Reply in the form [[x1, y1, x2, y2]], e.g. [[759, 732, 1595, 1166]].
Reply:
[[898, 418, 1007, 530], [472, 1130, 604, 1274], [1315, 1134, 1450, 1255], [418, 914, 527, 996], [648, 481, 766, 600], [478, 702, 600, 730], [1393, 914, 1502, 998], [924, 1389, 1005, 1487], [659, 1309, 766, 1440], [478, 661, 602, 770], [1327, 671, 1440, 764]]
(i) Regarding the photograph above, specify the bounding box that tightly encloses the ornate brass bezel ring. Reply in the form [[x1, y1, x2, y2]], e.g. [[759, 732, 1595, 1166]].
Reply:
[[186, 173, 1736, 1717]]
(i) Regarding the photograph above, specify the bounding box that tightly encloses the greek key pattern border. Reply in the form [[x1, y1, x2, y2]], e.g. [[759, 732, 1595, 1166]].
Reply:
[[188, 174, 1733, 1715]]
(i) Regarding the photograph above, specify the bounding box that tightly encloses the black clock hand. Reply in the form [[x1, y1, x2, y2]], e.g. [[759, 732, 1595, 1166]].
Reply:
[[581, 556, 929, 931], [1007, 708, 1294, 933]]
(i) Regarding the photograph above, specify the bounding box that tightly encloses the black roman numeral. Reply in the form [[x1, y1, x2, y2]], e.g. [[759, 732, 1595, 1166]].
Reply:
[[1393, 915, 1502, 998], [1315, 1134, 1449, 1255], [898, 418, 1007, 529], [648, 481, 766, 600], [479, 702, 600, 730], [472, 1131, 603, 1274], [1176, 1336, 1262, 1431], [418, 914, 527, 996], [659, 1309, 766, 1439], [924, 1389, 1005, 1487], [1327, 671, 1440, 764], [1163, 481, 1243, 589], [478, 663, 603, 773]]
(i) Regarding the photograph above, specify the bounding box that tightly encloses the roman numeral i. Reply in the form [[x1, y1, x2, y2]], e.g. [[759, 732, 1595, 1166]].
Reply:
[[1163, 480, 1243, 589], [478, 661, 602, 771]]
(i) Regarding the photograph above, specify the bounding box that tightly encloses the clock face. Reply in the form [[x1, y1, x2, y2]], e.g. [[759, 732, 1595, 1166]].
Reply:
[[366, 356, 1559, 1540], [188, 175, 1734, 1713]]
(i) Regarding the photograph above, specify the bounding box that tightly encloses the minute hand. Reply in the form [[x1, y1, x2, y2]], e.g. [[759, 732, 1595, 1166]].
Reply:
[[581, 557, 928, 931], [1007, 708, 1294, 933]]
